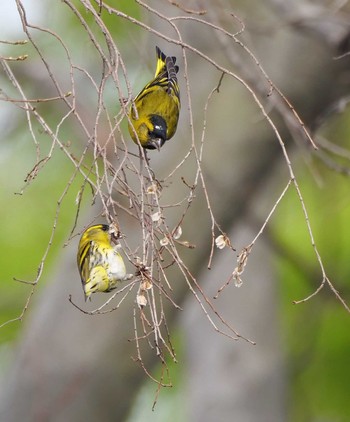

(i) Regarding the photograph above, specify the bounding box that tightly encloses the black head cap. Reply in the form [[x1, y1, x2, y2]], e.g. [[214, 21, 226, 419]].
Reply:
[[147, 115, 167, 150]]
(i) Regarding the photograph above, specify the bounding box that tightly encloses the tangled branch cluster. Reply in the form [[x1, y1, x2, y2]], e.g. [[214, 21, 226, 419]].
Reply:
[[1, 0, 349, 386]]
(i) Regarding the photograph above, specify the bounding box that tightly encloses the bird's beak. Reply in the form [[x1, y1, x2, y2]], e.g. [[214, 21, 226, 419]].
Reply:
[[153, 138, 162, 151]]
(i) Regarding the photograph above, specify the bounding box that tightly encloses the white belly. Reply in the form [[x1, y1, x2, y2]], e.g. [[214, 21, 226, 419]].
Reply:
[[106, 249, 126, 281]]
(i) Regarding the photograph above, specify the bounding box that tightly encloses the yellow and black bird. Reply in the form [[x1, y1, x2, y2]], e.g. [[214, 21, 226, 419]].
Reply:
[[128, 46, 180, 150], [77, 224, 132, 300]]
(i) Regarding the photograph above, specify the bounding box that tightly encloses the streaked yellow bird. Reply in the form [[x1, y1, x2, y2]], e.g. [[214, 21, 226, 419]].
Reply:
[[77, 224, 132, 300], [128, 46, 180, 150]]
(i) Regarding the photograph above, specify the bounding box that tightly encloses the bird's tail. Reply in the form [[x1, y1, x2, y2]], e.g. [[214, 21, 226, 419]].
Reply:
[[155, 46, 167, 77], [166, 56, 179, 97], [155, 46, 179, 77], [166, 56, 178, 82]]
